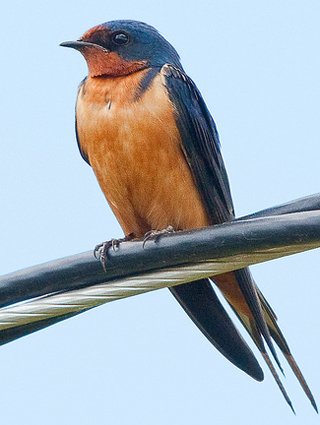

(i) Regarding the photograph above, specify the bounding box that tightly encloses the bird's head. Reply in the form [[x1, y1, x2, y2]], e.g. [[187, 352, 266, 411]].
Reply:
[[60, 20, 181, 77]]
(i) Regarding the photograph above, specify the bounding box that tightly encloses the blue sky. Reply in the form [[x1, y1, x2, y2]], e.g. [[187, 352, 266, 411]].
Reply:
[[1, 1, 320, 424]]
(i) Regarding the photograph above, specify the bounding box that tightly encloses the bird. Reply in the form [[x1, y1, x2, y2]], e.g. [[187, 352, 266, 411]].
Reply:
[[61, 20, 316, 411]]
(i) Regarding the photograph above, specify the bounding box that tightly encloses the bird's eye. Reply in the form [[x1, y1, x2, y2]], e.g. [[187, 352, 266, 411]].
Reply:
[[112, 32, 130, 45]]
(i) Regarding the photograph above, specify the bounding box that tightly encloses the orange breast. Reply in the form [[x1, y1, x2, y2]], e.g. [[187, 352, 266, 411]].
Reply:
[[76, 69, 209, 237]]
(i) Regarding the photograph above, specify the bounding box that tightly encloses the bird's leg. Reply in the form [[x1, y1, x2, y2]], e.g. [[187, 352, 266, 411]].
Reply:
[[94, 233, 135, 272], [143, 225, 175, 248]]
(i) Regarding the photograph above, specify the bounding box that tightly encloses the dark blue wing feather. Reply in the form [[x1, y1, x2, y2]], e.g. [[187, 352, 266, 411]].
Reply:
[[162, 64, 286, 384]]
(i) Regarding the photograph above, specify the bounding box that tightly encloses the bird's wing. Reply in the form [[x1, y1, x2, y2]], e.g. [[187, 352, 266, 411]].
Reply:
[[75, 78, 91, 165], [162, 64, 316, 411]]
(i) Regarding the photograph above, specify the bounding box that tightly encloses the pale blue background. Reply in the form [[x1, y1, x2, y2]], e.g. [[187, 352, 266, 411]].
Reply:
[[1, 1, 320, 423]]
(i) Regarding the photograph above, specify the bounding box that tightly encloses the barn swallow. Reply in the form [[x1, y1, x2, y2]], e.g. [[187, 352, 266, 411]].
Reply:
[[61, 20, 316, 411]]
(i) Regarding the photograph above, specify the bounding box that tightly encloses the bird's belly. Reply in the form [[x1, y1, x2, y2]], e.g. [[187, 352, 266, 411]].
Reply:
[[76, 73, 209, 237]]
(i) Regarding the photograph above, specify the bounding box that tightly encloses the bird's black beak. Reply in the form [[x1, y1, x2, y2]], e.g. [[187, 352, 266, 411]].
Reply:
[[60, 40, 93, 50], [60, 40, 109, 53]]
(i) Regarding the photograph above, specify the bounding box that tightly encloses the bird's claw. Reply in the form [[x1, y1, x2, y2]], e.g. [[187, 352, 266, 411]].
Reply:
[[143, 225, 175, 248], [94, 233, 135, 272]]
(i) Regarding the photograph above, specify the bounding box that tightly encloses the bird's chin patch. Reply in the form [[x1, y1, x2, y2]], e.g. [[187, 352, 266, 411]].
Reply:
[[82, 48, 148, 78]]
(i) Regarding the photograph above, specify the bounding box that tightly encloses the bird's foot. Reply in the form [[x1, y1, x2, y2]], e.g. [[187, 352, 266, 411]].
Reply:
[[143, 225, 175, 248], [94, 233, 135, 272]]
